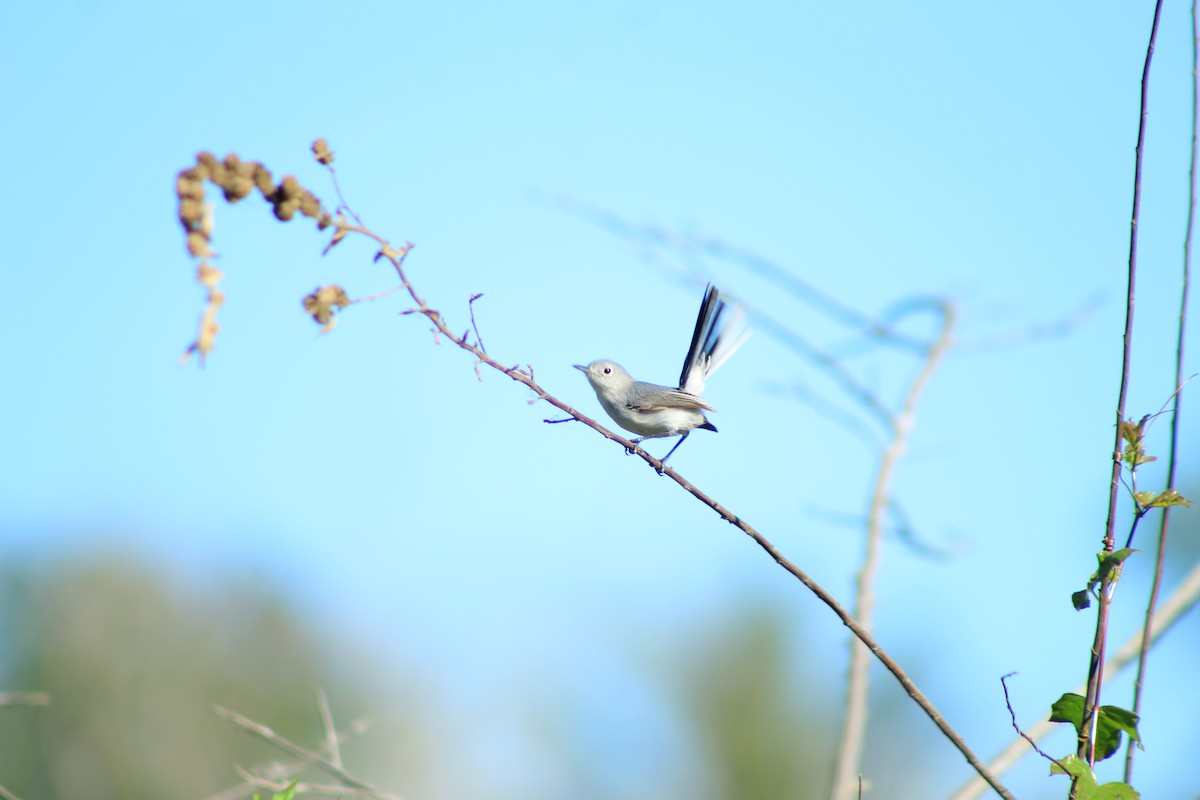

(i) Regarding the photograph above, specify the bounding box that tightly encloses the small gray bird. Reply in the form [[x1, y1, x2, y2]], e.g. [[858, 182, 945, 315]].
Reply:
[[575, 284, 748, 468]]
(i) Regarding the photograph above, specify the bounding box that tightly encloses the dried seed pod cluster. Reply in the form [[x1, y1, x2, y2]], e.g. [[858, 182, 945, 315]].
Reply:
[[311, 138, 335, 166], [177, 145, 339, 364], [302, 285, 352, 333]]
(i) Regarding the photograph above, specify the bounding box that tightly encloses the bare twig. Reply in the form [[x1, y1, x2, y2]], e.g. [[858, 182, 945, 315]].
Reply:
[[999, 673, 1068, 773], [0, 692, 51, 708], [1080, 0, 1165, 767], [316, 140, 363, 229], [235, 774, 393, 800], [0, 782, 23, 800], [212, 704, 394, 797], [351, 284, 408, 306], [830, 302, 954, 800], [468, 293, 488, 355], [316, 689, 343, 770]]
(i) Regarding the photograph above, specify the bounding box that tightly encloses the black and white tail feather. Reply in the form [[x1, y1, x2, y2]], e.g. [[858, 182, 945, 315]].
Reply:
[[679, 284, 750, 398]]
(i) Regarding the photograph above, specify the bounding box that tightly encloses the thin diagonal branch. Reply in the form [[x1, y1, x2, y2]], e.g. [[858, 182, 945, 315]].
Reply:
[[338, 220, 1013, 800]]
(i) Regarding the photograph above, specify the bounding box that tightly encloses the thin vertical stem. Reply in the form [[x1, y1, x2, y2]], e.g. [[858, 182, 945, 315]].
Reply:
[[1125, 0, 1197, 783], [1080, 0, 1165, 765]]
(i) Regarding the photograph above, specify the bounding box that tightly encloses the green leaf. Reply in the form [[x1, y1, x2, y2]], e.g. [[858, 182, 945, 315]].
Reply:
[[1094, 782, 1140, 800], [1119, 416, 1155, 469], [1050, 754, 1095, 788], [271, 781, 299, 800], [1100, 704, 1142, 750], [1048, 694, 1140, 762], [1049, 755, 1140, 799], [1098, 548, 1137, 578], [1092, 719, 1124, 760], [1132, 490, 1157, 507], [1075, 549, 1140, 609], [1145, 488, 1193, 509], [1092, 549, 1137, 591], [1050, 693, 1084, 726]]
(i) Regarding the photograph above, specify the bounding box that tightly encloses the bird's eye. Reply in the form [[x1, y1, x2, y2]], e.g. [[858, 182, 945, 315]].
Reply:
[[603, 367, 612, 374]]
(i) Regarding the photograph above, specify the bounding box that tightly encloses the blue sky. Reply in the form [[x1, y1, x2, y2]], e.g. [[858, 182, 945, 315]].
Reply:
[[3, 1, 1200, 798]]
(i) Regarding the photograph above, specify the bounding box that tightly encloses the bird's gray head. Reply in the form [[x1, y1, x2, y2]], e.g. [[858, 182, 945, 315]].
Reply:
[[574, 360, 634, 394]]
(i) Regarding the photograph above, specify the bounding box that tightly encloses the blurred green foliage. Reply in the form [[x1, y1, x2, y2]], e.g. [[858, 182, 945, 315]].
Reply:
[[662, 604, 838, 800], [0, 554, 363, 799], [0, 553, 936, 799]]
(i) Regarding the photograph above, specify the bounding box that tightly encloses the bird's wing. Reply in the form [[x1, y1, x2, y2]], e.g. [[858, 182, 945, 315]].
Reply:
[[626, 382, 715, 412]]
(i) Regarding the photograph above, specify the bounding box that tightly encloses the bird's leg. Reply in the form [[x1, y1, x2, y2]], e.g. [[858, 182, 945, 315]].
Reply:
[[626, 435, 646, 456], [656, 432, 690, 474]]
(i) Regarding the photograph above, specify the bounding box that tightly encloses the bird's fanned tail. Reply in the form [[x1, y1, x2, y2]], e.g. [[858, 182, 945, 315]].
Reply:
[[679, 284, 750, 395]]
